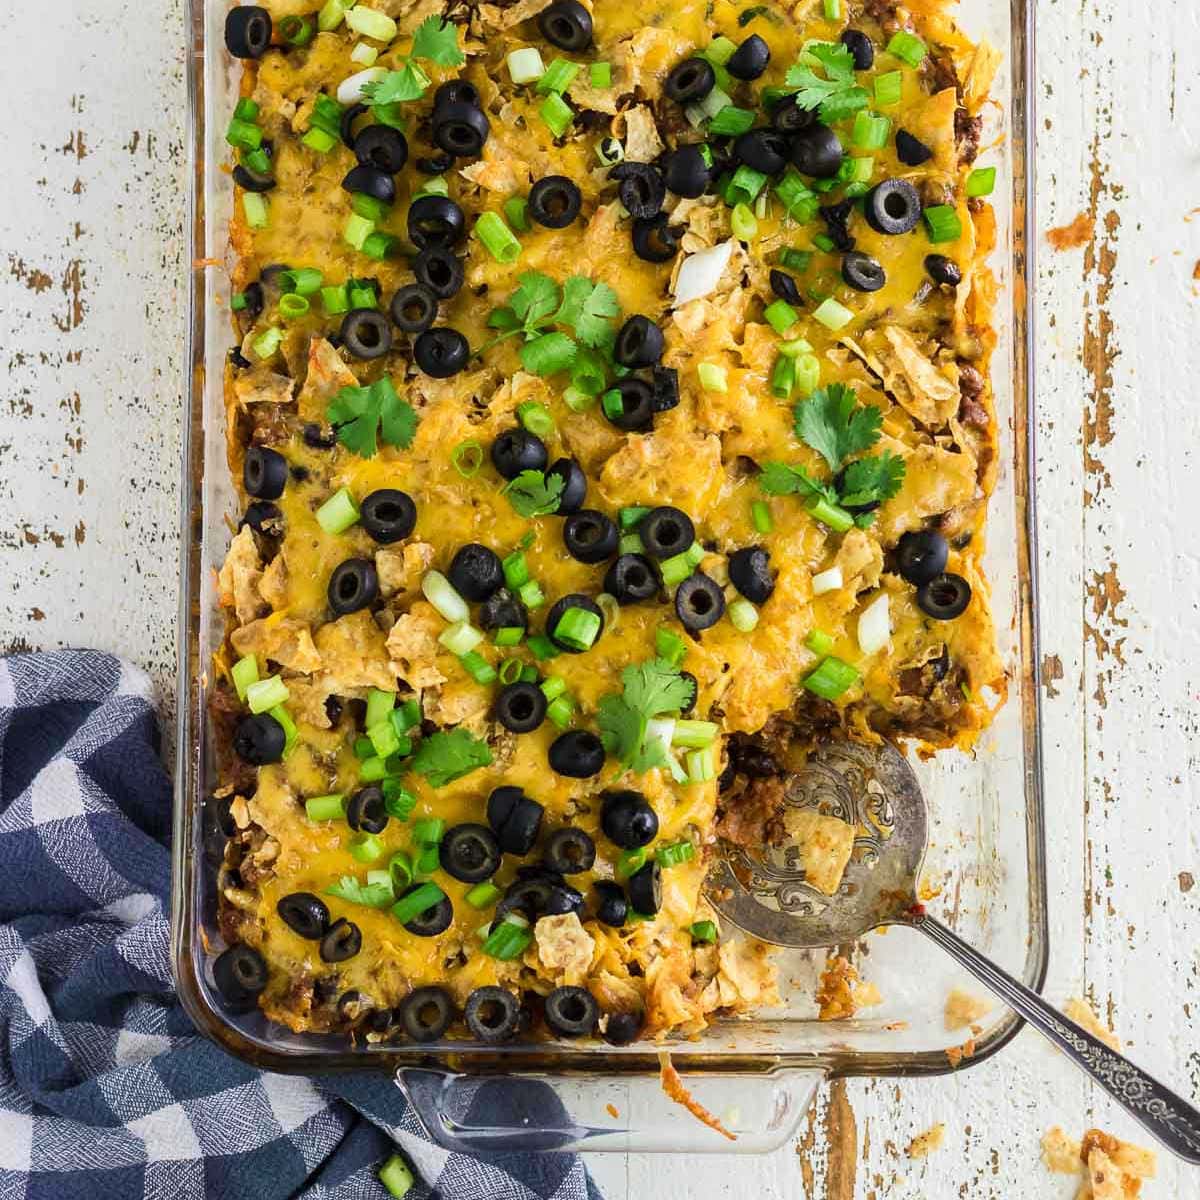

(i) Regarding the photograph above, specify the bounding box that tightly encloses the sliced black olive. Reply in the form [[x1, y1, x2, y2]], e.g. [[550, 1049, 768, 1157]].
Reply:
[[895, 129, 933, 166], [726, 33, 770, 80], [819, 198, 856, 252], [789, 124, 843, 178], [491, 428, 547, 479], [494, 681, 548, 734], [213, 943, 268, 1010], [675, 571, 725, 632], [464, 986, 522, 1043], [544, 986, 599, 1038], [276, 892, 329, 940], [542, 883, 585, 916], [603, 1009, 644, 1044], [603, 377, 655, 431], [487, 785, 523, 833], [243, 446, 286, 500], [538, 0, 593, 49], [614, 315, 664, 368], [677, 670, 698, 714], [440, 823, 502, 882], [864, 179, 921, 235], [397, 885, 454, 936], [360, 489, 417, 544], [728, 546, 775, 603], [367, 1007, 398, 1035], [341, 164, 396, 205], [592, 880, 628, 927], [337, 989, 372, 1023], [548, 730, 605, 778], [840, 28, 875, 70], [399, 986, 455, 1042], [661, 145, 711, 199], [224, 5, 272, 57], [631, 214, 682, 263], [842, 251, 887, 292], [338, 102, 370, 150], [543, 827, 596, 874], [528, 175, 583, 228], [303, 422, 337, 449], [339, 308, 392, 360], [233, 713, 286, 765], [415, 152, 455, 174], [546, 593, 606, 651], [407, 194, 466, 248], [389, 283, 438, 334], [479, 588, 527, 633], [562, 511, 619, 564], [916, 572, 972, 621], [354, 124, 409, 173], [925, 254, 962, 286], [497, 795, 545, 855], [413, 327, 469, 377], [328, 557, 379, 615], [433, 79, 482, 112], [652, 365, 680, 411], [320, 917, 363, 962], [448, 543, 504, 601], [769, 268, 802, 306], [600, 790, 658, 849], [496, 877, 556, 921], [604, 553, 659, 605], [413, 246, 464, 301], [896, 529, 949, 585], [432, 101, 490, 158], [640, 506, 694, 560], [664, 57, 715, 103], [238, 281, 265, 320], [611, 161, 665, 220], [771, 95, 818, 134], [545, 457, 587, 515], [627, 861, 662, 915], [734, 128, 789, 176], [232, 163, 276, 193], [346, 785, 389, 834]]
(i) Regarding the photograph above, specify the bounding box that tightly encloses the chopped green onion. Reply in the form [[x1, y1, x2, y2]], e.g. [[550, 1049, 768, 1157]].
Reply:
[[966, 166, 996, 197], [251, 326, 283, 360], [233, 97, 260, 122], [422, 571, 469, 623], [379, 1155, 415, 1199], [270, 705, 298, 756], [517, 401, 555, 437], [231, 654, 259, 702], [450, 439, 483, 478], [697, 362, 727, 393], [590, 61, 612, 88], [315, 487, 360, 537], [777, 335, 813, 358], [466, 881, 502, 909], [394, 698, 421, 732], [730, 202, 758, 240], [656, 840, 696, 868], [840, 156, 875, 184], [803, 655, 860, 699], [793, 353, 821, 396], [438, 620, 484, 657], [751, 500, 773, 534], [279, 14, 315, 45], [383, 783, 418, 821], [350, 42, 379, 66], [780, 247, 812, 273], [823, 0, 841, 16], [278, 292, 309, 320], [707, 105, 755, 137], [774, 169, 820, 222], [358, 755, 391, 782], [540, 675, 568, 702], [246, 674, 289, 714], [618, 532, 645, 556], [412, 174, 448, 198], [502, 550, 530, 590], [806, 495, 854, 532], [843, 181, 870, 199], [364, 868, 394, 895], [226, 117, 262, 152], [552, 606, 601, 651], [923, 204, 963, 243], [730, 165, 768, 202], [517, 579, 545, 609], [619, 505, 649, 531], [242, 193, 269, 229], [348, 279, 379, 309], [412, 817, 445, 846], [230, 291, 249, 313], [805, 629, 835, 655], [539, 92, 574, 138], [343, 213, 375, 250], [655, 627, 687, 666], [809, 233, 835, 254], [240, 145, 272, 174], [503, 195, 530, 233], [673, 719, 718, 748], [728, 598, 759, 632], [887, 30, 927, 67], [361, 232, 402, 261], [459, 650, 497, 684], [305, 793, 347, 822], [367, 719, 401, 760], [493, 626, 524, 647], [659, 552, 692, 588], [345, 5, 397, 40], [321, 284, 350, 315], [354, 735, 374, 759], [317, 0, 348, 31], [874, 69, 903, 107], [349, 832, 385, 863], [498, 656, 525, 685], [686, 746, 715, 783], [482, 917, 533, 960], [546, 695, 575, 729], [764, 299, 799, 336], [527, 634, 560, 661], [600, 389, 624, 421], [706, 35, 737, 64], [302, 126, 339, 153], [507, 46, 546, 84], [689, 919, 718, 943], [391, 881, 446, 925], [366, 688, 395, 729], [615, 848, 647, 882], [851, 110, 891, 150], [350, 192, 391, 222], [537, 58, 581, 94], [475, 211, 522, 263], [413, 843, 441, 879], [684, 541, 706, 568], [812, 297, 855, 330], [280, 267, 323, 296], [310, 94, 344, 134]]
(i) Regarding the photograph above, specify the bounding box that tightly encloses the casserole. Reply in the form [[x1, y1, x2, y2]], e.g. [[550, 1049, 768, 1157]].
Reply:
[[174, 0, 1043, 1151]]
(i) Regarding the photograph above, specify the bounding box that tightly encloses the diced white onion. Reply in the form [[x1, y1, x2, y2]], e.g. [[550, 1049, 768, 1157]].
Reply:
[[506, 46, 545, 84], [857, 593, 892, 656], [337, 67, 387, 105], [350, 42, 379, 65], [811, 565, 843, 595], [421, 570, 469, 623], [673, 240, 733, 306]]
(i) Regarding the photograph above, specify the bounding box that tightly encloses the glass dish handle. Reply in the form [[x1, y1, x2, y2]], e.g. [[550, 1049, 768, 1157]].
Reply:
[[395, 1065, 824, 1154]]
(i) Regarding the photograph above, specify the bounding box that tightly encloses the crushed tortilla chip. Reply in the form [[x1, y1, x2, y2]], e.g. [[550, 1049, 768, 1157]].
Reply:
[[1065, 997, 1121, 1051], [816, 956, 883, 1020], [1042, 1126, 1083, 1173], [1041, 1126, 1155, 1199]]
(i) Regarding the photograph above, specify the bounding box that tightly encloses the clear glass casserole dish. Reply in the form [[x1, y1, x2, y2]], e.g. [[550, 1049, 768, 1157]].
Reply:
[[172, 0, 1043, 1152]]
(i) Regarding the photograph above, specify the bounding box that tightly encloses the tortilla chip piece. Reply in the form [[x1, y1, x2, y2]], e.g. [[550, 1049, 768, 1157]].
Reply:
[[944, 987, 993, 1031], [1041, 1126, 1082, 1173], [786, 810, 855, 896], [1065, 996, 1121, 1051]]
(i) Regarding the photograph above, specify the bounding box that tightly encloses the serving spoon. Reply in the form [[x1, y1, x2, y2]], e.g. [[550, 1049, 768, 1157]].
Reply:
[[705, 739, 1200, 1164]]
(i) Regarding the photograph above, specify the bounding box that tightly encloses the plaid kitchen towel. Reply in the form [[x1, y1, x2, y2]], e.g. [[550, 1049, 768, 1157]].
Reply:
[[0, 651, 601, 1200]]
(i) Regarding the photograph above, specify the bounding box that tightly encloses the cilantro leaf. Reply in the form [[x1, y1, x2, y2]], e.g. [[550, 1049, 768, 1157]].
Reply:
[[620, 658, 696, 718], [487, 306, 522, 332], [324, 875, 395, 908], [597, 657, 695, 773], [555, 276, 620, 348], [838, 450, 907, 508], [510, 271, 560, 329], [818, 87, 870, 123], [362, 62, 429, 105], [808, 41, 856, 80], [758, 461, 837, 502], [504, 469, 564, 517], [597, 694, 644, 766], [326, 377, 418, 458], [520, 331, 577, 376], [784, 43, 869, 124], [410, 15, 465, 67], [409, 728, 492, 788], [793, 384, 882, 472]]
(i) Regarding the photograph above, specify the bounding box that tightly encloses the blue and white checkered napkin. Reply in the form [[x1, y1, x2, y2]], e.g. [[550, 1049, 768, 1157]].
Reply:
[[0, 651, 601, 1200]]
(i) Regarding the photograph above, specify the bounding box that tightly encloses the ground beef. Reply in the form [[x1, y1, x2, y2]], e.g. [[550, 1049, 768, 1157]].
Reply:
[[898, 647, 951, 698], [862, 0, 903, 35], [955, 108, 982, 165], [715, 775, 787, 848], [209, 682, 257, 795], [249, 403, 296, 447], [919, 178, 955, 208], [922, 51, 959, 95], [958, 363, 984, 397]]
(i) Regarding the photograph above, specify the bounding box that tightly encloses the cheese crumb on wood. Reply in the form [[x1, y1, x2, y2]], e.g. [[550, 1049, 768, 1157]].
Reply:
[[906, 1123, 946, 1159], [944, 987, 993, 1030]]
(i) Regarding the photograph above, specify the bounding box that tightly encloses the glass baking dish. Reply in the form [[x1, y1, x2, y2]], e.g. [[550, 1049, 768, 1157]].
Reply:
[[172, 0, 1042, 1153]]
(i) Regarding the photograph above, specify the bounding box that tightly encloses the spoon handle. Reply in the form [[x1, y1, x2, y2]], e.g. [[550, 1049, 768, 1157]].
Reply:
[[915, 912, 1200, 1164]]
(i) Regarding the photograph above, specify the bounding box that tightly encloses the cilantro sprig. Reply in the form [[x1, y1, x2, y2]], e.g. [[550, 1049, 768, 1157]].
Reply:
[[504, 469, 565, 518], [324, 875, 394, 908], [784, 42, 869, 124], [794, 383, 882, 472], [409, 728, 492, 788], [361, 16, 465, 106], [326, 377, 418, 458], [598, 658, 696, 774]]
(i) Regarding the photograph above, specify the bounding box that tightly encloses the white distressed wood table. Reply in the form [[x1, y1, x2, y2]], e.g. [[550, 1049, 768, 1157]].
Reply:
[[2, 1, 1198, 1195]]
